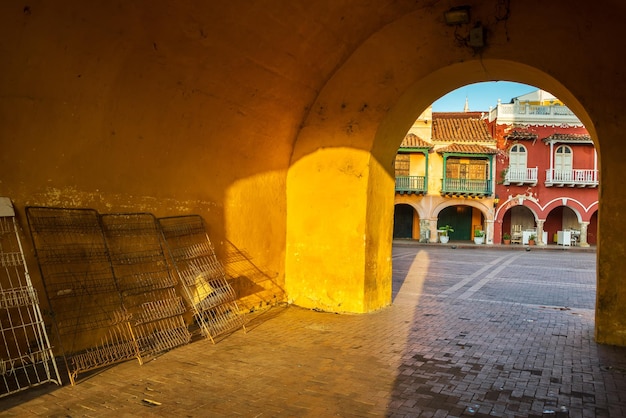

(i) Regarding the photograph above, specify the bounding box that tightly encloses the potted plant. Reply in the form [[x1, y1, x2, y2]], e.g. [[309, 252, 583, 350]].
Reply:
[[528, 233, 537, 246], [474, 229, 485, 245], [503, 232, 511, 245], [499, 167, 509, 185], [439, 225, 454, 243]]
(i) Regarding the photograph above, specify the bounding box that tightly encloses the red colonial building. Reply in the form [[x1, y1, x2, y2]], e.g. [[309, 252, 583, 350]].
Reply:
[[487, 90, 598, 247]]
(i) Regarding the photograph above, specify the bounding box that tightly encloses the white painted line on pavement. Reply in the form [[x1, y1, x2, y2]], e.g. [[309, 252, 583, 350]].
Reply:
[[457, 253, 524, 300], [440, 254, 511, 297]]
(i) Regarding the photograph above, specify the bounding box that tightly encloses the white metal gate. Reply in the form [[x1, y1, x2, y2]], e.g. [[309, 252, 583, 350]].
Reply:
[[0, 198, 61, 397]]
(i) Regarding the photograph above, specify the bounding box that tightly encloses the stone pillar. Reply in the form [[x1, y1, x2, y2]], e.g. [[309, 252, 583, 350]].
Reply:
[[579, 221, 590, 247], [536, 219, 546, 246], [420, 218, 432, 243], [485, 219, 494, 245], [286, 150, 393, 314], [429, 218, 439, 243]]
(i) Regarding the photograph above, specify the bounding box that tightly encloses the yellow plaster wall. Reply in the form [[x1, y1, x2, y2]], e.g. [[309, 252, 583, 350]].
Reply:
[[407, 107, 432, 141], [2, 1, 626, 344], [0, 1, 309, 313], [409, 154, 427, 177], [286, 0, 626, 344], [412, 211, 421, 240], [285, 148, 394, 313], [428, 153, 445, 196], [472, 209, 483, 234]]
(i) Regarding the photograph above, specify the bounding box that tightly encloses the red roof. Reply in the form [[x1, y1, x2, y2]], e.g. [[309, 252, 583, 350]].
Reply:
[[543, 133, 593, 144], [436, 143, 498, 154], [432, 111, 485, 119], [399, 133, 432, 148], [505, 130, 538, 141], [432, 117, 494, 143]]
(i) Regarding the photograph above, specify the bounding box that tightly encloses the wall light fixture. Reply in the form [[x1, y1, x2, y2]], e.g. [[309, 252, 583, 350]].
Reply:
[[444, 6, 470, 25]]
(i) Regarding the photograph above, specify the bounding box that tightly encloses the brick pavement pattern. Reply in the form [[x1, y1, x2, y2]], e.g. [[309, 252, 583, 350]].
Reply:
[[2, 246, 626, 417]]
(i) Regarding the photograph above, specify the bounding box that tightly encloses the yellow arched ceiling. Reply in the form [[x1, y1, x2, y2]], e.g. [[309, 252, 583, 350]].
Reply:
[[1, 1, 624, 344]]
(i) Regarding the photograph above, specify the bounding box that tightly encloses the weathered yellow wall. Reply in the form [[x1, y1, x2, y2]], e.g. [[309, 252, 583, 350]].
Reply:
[[412, 210, 420, 240], [407, 107, 432, 141], [409, 154, 427, 177], [0, 1, 316, 313], [2, 1, 626, 344], [285, 148, 394, 313], [426, 149, 446, 196], [472, 209, 483, 235], [286, 0, 626, 344]]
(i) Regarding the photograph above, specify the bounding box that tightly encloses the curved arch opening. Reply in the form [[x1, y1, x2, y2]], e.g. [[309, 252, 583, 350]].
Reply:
[[374, 60, 598, 169], [286, 56, 601, 311]]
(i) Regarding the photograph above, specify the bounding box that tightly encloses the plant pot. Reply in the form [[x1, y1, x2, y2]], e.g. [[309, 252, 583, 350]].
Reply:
[[503, 239, 511, 245], [528, 240, 536, 246], [474, 237, 484, 245], [440, 235, 449, 244]]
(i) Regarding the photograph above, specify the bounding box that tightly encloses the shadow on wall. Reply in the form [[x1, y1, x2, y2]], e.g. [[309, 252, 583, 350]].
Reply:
[[222, 239, 287, 312]]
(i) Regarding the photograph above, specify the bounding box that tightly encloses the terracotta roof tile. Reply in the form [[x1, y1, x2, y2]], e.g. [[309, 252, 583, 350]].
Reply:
[[432, 111, 486, 119], [399, 133, 432, 148], [432, 118, 494, 143], [436, 143, 498, 154], [505, 130, 538, 141], [542, 133, 593, 143]]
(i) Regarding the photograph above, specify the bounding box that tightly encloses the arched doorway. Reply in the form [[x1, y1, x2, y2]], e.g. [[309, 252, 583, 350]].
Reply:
[[393, 204, 415, 239], [545, 206, 580, 245], [502, 205, 536, 237], [437, 205, 484, 241]]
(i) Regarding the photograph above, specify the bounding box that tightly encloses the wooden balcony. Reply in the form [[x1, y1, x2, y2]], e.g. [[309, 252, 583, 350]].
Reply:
[[395, 176, 426, 194], [545, 169, 599, 187], [503, 167, 538, 186], [441, 178, 492, 197]]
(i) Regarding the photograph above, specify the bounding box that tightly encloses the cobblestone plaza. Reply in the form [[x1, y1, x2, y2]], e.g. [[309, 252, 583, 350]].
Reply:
[[3, 245, 625, 417]]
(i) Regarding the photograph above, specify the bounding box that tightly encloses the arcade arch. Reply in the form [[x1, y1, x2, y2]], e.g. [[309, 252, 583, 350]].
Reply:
[[284, 6, 621, 343], [437, 205, 485, 242], [393, 197, 492, 243], [497, 195, 597, 247], [286, 58, 597, 313], [501, 204, 537, 239]]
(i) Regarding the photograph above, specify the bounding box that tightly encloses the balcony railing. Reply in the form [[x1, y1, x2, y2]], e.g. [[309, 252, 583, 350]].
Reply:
[[442, 178, 492, 196], [504, 167, 538, 185], [545, 169, 599, 187], [488, 102, 582, 126], [395, 176, 426, 194]]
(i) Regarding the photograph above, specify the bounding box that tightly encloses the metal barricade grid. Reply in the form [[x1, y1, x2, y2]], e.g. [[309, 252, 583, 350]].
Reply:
[[158, 215, 246, 343], [21, 207, 245, 386], [26, 207, 141, 385], [101, 213, 190, 356], [0, 199, 61, 397]]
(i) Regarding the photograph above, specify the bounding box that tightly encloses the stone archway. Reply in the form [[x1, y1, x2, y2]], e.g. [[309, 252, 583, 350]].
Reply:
[[283, 6, 623, 344], [285, 55, 596, 314]]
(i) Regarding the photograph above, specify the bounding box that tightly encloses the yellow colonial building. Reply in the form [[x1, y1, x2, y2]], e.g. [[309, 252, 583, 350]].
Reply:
[[394, 107, 499, 244]]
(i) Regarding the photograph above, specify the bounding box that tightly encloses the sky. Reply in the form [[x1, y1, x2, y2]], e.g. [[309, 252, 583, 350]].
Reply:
[[432, 81, 537, 112]]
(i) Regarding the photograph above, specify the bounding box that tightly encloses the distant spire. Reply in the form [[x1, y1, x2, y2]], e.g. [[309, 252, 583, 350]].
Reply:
[[464, 96, 470, 112]]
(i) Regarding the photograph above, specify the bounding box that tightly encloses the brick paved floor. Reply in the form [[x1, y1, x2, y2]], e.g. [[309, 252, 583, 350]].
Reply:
[[2, 245, 626, 417]]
